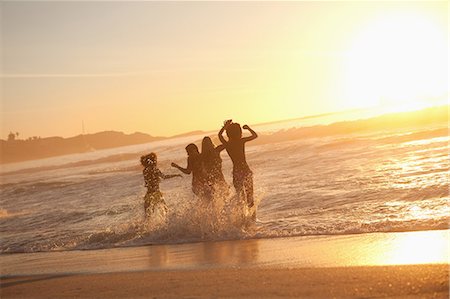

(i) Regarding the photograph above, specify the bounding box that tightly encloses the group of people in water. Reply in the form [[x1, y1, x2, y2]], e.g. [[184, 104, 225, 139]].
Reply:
[[140, 120, 258, 217]]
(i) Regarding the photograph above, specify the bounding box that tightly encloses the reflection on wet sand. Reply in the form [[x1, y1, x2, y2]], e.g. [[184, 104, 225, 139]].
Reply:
[[144, 229, 448, 270], [146, 239, 260, 269], [201, 239, 260, 266], [369, 230, 449, 266], [147, 245, 169, 267], [256, 229, 449, 267]]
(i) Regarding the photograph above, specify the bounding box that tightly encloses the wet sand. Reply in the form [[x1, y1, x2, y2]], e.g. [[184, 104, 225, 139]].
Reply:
[[1, 230, 449, 298], [2, 264, 448, 298]]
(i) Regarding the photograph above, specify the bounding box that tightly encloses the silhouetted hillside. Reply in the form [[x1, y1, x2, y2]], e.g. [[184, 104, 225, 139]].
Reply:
[[0, 131, 164, 164]]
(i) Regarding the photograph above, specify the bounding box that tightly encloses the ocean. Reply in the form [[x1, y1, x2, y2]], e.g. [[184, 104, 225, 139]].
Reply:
[[1, 108, 448, 254]]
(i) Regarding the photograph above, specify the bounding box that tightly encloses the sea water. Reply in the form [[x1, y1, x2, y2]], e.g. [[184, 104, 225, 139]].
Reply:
[[1, 113, 448, 253]]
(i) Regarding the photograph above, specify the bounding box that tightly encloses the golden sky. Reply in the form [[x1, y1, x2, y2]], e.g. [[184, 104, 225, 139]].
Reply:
[[1, 1, 448, 138]]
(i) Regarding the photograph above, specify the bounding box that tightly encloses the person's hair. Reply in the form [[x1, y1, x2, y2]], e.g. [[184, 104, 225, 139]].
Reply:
[[185, 143, 199, 156], [140, 152, 157, 167], [226, 123, 242, 140], [201, 137, 215, 154]]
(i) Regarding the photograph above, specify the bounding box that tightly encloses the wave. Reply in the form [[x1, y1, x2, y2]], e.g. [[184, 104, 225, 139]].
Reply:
[[3, 217, 447, 254], [315, 127, 448, 152], [0, 209, 8, 218], [72, 192, 257, 250], [0, 153, 144, 177], [255, 218, 449, 240], [0, 180, 77, 197], [0, 209, 27, 219], [1, 191, 259, 253], [73, 217, 449, 252], [2, 192, 448, 254]]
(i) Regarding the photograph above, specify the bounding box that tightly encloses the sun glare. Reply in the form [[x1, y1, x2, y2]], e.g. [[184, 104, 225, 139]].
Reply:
[[342, 11, 447, 112], [379, 230, 449, 265]]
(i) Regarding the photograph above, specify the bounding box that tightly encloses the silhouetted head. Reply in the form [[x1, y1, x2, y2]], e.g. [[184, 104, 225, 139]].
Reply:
[[185, 143, 199, 156], [140, 152, 157, 167], [201, 137, 215, 154], [226, 123, 242, 140]]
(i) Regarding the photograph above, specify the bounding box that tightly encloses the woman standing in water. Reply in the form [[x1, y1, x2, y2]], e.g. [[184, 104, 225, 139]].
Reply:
[[171, 143, 211, 200], [201, 137, 229, 196]]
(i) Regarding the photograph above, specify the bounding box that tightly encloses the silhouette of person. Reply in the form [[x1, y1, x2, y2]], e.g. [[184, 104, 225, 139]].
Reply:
[[171, 143, 211, 200], [201, 136, 229, 196], [141, 152, 181, 216], [218, 120, 258, 207]]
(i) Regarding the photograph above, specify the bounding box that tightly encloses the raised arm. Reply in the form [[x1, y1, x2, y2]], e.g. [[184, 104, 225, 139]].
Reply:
[[242, 124, 258, 142], [218, 119, 232, 145], [218, 126, 228, 145], [171, 161, 191, 175]]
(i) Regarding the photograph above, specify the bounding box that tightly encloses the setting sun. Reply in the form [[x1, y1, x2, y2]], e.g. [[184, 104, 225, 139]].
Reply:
[[342, 11, 447, 112]]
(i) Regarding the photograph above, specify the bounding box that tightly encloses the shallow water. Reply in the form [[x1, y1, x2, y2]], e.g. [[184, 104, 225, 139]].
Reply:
[[0, 115, 448, 253]]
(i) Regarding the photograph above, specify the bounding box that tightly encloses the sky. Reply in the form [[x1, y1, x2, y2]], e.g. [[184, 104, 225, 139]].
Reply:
[[1, 1, 448, 139]]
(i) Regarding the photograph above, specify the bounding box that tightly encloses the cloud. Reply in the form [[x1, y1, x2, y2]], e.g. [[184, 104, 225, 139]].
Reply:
[[0, 67, 256, 79], [0, 71, 171, 78]]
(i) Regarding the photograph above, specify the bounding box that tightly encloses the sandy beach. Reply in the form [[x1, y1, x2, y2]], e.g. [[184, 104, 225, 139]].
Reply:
[[1, 230, 448, 298], [2, 264, 448, 298]]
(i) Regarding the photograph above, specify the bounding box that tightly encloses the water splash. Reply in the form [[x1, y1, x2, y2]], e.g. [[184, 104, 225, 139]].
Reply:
[[40, 190, 262, 253]]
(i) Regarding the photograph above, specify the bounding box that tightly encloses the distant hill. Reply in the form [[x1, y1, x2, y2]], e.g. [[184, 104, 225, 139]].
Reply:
[[0, 131, 164, 164]]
